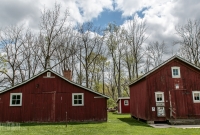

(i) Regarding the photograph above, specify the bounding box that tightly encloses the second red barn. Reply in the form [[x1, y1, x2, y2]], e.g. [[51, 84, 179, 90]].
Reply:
[[117, 97, 130, 114], [129, 55, 200, 124]]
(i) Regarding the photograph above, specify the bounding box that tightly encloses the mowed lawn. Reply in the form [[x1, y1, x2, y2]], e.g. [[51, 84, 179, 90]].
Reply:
[[1, 113, 200, 135]]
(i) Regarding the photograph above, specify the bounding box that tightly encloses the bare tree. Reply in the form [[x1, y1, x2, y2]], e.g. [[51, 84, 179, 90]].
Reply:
[[0, 54, 7, 89], [146, 41, 167, 68], [122, 34, 135, 82], [105, 23, 124, 97], [76, 22, 104, 88], [0, 25, 28, 87], [175, 19, 200, 66], [143, 56, 151, 73], [52, 27, 78, 79], [99, 54, 108, 94], [37, 3, 69, 70], [124, 17, 148, 79], [106, 66, 117, 100], [18, 30, 41, 80]]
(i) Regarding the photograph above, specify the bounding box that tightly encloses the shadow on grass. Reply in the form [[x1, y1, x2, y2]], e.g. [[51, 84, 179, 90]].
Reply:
[[117, 117, 151, 127], [19, 121, 106, 127]]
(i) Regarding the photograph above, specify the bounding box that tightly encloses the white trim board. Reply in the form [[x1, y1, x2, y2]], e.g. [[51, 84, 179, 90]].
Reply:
[[117, 97, 130, 103]]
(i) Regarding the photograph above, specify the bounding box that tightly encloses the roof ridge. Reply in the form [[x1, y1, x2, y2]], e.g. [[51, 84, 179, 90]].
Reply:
[[0, 69, 109, 99], [129, 55, 200, 86]]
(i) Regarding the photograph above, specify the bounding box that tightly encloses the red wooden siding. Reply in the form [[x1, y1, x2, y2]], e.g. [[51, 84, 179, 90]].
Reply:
[[130, 78, 148, 119], [130, 58, 200, 121], [0, 71, 107, 122]]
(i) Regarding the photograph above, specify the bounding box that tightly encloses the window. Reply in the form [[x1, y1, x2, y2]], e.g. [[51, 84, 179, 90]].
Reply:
[[47, 72, 51, 77], [124, 100, 129, 106], [171, 67, 181, 78], [192, 91, 200, 103], [72, 93, 84, 106], [173, 69, 178, 75], [10, 93, 22, 106], [155, 92, 164, 102]]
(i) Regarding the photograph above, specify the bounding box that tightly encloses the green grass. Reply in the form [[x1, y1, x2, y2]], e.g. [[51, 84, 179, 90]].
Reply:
[[1, 113, 200, 135]]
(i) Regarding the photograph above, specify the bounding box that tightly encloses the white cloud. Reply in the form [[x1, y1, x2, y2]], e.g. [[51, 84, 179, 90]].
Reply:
[[68, 0, 113, 23], [116, 0, 200, 58], [0, 0, 113, 29], [0, 0, 200, 55], [115, 0, 170, 16], [0, 0, 40, 28]]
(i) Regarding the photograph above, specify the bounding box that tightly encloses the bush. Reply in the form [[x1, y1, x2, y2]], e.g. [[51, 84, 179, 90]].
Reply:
[[107, 98, 116, 109]]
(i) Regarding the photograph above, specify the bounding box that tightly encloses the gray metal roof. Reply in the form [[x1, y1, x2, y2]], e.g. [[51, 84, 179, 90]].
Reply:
[[0, 69, 109, 99]]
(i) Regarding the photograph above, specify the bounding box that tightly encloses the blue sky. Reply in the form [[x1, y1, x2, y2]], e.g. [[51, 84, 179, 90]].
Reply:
[[91, 7, 148, 28], [92, 9, 126, 28]]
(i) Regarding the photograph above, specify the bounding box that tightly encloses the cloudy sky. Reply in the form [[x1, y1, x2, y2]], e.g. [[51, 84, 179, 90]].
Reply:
[[0, 0, 200, 57]]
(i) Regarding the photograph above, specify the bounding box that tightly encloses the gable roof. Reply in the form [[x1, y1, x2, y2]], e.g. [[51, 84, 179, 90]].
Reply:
[[129, 55, 200, 86], [117, 97, 130, 103], [0, 69, 109, 99]]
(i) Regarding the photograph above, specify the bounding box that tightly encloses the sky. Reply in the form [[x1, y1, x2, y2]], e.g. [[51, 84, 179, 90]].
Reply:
[[0, 0, 200, 58]]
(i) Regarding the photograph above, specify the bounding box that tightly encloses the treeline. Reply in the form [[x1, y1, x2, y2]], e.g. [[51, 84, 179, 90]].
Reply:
[[0, 4, 200, 101]]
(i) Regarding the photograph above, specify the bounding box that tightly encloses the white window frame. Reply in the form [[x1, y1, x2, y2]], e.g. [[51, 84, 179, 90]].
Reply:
[[192, 91, 200, 103], [10, 93, 22, 106], [124, 100, 129, 106], [47, 72, 51, 77], [171, 67, 181, 78], [155, 92, 164, 102], [72, 93, 84, 106]]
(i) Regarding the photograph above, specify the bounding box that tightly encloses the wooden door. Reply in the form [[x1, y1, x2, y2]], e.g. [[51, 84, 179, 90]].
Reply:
[[32, 92, 55, 122], [92, 98, 106, 121], [32, 93, 42, 121], [55, 93, 67, 121], [169, 90, 189, 119]]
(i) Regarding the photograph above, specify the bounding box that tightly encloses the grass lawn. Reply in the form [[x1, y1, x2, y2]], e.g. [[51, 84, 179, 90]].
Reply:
[[0, 113, 200, 135]]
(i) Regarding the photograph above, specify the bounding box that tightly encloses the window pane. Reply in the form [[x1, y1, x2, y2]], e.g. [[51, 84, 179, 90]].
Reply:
[[74, 100, 77, 104], [78, 100, 82, 104], [16, 100, 20, 104], [78, 95, 82, 99], [194, 93, 200, 100], [157, 97, 161, 101], [17, 95, 20, 99], [74, 95, 77, 99], [12, 100, 16, 104], [124, 100, 128, 105], [12, 95, 16, 99], [173, 69, 178, 75], [157, 94, 163, 101]]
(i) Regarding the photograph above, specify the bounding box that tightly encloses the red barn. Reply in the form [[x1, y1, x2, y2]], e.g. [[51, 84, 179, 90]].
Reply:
[[117, 97, 130, 114], [129, 56, 200, 124], [0, 69, 109, 122]]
